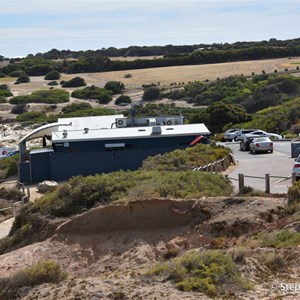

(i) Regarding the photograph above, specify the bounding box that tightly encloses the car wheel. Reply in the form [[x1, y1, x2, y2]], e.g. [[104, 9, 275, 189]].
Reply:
[[250, 149, 253, 154], [270, 150, 273, 153]]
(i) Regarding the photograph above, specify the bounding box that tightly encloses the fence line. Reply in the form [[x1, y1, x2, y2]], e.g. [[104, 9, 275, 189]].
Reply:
[[0, 183, 30, 217], [193, 154, 236, 173]]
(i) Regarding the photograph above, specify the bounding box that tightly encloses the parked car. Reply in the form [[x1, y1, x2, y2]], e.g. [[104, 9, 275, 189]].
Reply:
[[249, 137, 273, 154], [235, 129, 258, 141], [240, 134, 264, 151], [249, 130, 282, 140], [293, 154, 300, 180], [224, 128, 241, 141], [0, 149, 19, 160]]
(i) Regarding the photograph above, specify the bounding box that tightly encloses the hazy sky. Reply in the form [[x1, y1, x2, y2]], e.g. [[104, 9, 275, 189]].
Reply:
[[1, 0, 299, 58]]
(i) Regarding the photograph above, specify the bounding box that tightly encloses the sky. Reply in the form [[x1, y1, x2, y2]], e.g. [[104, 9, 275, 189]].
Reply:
[[0, 0, 300, 58]]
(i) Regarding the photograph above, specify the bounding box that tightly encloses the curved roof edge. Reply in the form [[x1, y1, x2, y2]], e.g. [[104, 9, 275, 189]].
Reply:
[[19, 121, 72, 144]]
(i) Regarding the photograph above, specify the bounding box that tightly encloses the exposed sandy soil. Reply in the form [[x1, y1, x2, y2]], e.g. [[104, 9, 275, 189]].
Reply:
[[1, 197, 300, 299]]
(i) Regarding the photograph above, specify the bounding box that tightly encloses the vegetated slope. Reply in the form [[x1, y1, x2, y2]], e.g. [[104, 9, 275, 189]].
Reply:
[[2, 196, 299, 300]]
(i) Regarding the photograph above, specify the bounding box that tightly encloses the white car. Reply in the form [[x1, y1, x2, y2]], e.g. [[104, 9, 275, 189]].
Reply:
[[224, 129, 240, 141], [250, 130, 282, 140], [293, 154, 300, 180], [235, 129, 258, 141]]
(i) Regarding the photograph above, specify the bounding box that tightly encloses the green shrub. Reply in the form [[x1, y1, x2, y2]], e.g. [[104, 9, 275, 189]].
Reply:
[[15, 74, 30, 84], [9, 89, 69, 104], [47, 80, 58, 86], [150, 250, 249, 297], [9, 70, 25, 77], [0, 90, 12, 97], [124, 73, 132, 78], [0, 155, 19, 178], [142, 86, 160, 101], [71, 85, 112, 103], [0, 187, 23, 201], [33, 170, 232, 217], [6, 260, 67, 288], [0, 96, 7, 103], [288, 180, 300, 205], [11, 103, 28, 114], [61, 102, 92, 114], [0, 84, 10, 91], [16, 111, 47, 123], [44, 70, 60, 80], [258, 230, 300, 248], [104, 81, 125, 94], [115, 95, 132, 105], [25, 64, 53, 76], [142, 144, 231, 171], [62, 76, 86, 88]]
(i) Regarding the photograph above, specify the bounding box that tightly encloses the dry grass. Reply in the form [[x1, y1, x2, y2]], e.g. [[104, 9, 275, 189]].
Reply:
[[1, 57, 300, 112]]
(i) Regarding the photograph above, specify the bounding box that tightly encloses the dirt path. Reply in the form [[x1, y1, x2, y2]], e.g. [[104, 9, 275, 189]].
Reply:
[[0, 217, 14, 239]]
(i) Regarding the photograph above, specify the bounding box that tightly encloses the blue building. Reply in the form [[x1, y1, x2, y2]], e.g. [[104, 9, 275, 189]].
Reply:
[[18, 114, 210, 183]]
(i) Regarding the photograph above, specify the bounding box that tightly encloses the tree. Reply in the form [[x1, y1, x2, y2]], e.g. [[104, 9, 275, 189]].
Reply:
[[104, 81, 125, 94], [191, 102, 251, 133]]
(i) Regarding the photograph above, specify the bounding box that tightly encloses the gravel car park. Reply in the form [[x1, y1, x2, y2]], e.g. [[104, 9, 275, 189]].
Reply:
[[249, 137, 273, 154]]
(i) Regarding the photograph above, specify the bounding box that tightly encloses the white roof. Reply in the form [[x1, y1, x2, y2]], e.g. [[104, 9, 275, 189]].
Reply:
[[57, 115, 124, 131], [52, 123, 210, 142], [19, 120, 72, 144]]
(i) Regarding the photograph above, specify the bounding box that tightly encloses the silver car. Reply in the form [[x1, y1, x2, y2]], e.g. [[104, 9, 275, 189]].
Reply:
[[224, 129, 240, 141], [250, 137, 273, 154]]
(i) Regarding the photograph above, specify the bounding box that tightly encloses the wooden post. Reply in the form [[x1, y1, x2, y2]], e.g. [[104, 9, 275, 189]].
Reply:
[[292, 173, 296, 183], [238, 173, 244, 193], [265, 174, 270, 193]]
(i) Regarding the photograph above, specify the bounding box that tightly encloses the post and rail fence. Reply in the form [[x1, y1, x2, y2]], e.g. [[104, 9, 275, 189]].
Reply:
[[192, 154, 294, 194], [0, 181, 30, 217]]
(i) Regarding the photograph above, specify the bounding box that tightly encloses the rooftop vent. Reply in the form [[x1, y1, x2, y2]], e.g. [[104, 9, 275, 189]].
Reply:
[[147, 118, 157, 126], [116, 118, 127, 128], [84, 127, 89, 134], [164, 118, 175, 126], [62, 130, 68, 138]]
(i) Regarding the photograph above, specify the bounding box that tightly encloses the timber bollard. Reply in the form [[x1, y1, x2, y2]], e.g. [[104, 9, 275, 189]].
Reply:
[[265, 174, 270, 193], [238, 173, 244, 193]]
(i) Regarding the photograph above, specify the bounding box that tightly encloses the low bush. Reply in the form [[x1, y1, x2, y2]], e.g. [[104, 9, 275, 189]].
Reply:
[[47, 80, 58, 86], [9, 71, 25, 77], [61, 102, 92, 114], [288, 180, 300, 205], [0, 187, 23, 201], [16, 111, 47, 123], [9, 89, 69, 104], [142, 86, 160, 101], [104, 81, 125, 94], [150, 250, 250, 297], [33, 170, 232, 217], [15, 75, 30, 84], [11, 103, 28, 114], [0, 155, 19, 179], [62, 76, 86, 88], [44, 70, 60, 80], [142, 144, 231, 171], [71, 85, 112, 103], [258, 229, 300, 248], [0, 260, 67, 292], [0, 90, 12, 97], [0, 96, 6, 103], [115, 95, 132, 105]]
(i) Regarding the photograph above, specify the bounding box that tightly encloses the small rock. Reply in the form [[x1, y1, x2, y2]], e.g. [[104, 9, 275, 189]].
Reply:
[[37, 180, 58, 193]]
